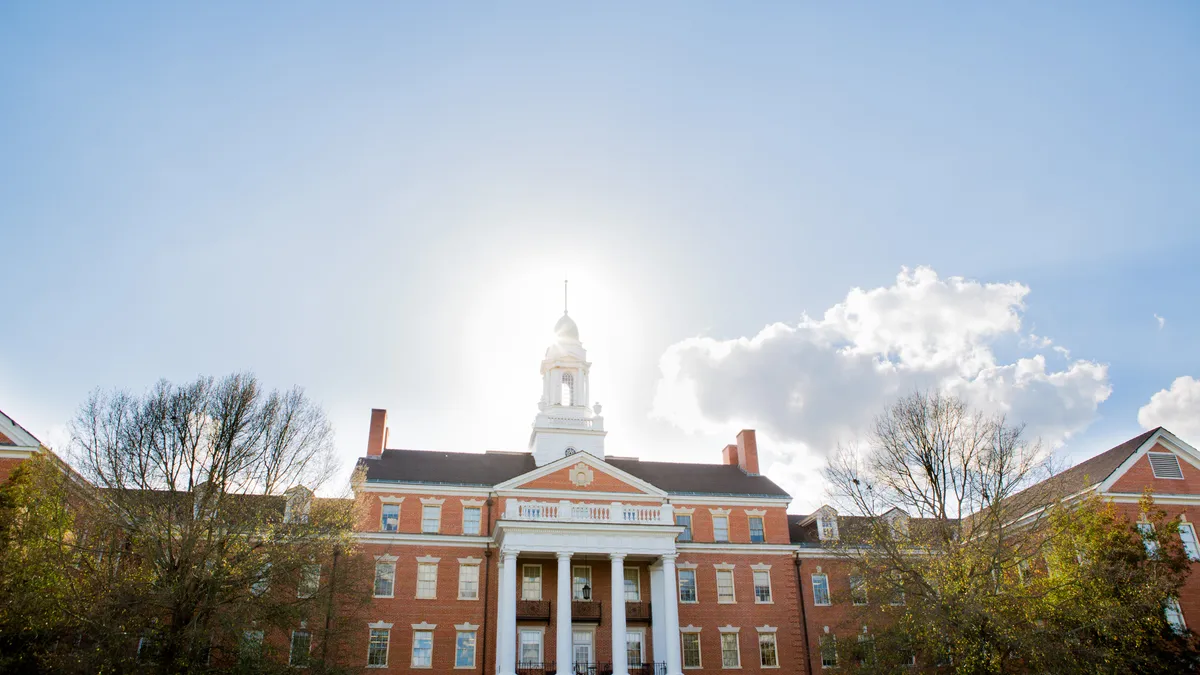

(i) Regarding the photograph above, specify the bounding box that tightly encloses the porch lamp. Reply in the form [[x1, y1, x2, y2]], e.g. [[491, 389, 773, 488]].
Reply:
[[582, 582, 591, 600]]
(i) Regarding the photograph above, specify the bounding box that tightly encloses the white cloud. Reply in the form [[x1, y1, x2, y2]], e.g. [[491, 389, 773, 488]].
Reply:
[[1155, 314, 1166, 330], [1138, 376, 1200, 441], [652, 266, 1112, 510]]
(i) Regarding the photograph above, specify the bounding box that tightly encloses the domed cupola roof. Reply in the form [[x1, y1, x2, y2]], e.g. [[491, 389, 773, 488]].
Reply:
[[554, 312, 580, 342]]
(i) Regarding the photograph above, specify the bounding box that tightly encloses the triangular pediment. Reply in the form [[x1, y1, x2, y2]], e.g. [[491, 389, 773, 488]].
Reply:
[[1100, 428, 1200, 496], [495, 452, 666, 497]]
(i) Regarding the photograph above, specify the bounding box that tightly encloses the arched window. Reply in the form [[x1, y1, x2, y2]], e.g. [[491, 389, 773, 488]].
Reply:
[[561, 372, 575, 406]]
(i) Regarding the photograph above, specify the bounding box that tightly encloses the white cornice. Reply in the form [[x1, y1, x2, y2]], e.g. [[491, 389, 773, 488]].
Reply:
[[359, 483, 492, 496], [1106, 493, 1200, 505], [676, 543, 797, 555], [356, 533, 492, 547], [668, 495, 790, 507], [0, 447, 39, 460]]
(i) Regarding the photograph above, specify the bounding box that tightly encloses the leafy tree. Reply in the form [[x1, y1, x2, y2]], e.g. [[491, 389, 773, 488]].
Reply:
[[824, 390, 1200, 674]]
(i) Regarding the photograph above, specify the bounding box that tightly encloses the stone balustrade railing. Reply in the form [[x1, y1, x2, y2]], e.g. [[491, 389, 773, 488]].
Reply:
[[506, 499, 675, 525]]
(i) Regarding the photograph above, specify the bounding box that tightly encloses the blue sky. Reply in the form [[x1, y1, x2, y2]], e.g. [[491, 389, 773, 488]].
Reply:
[[2, 3, 1198, 509]]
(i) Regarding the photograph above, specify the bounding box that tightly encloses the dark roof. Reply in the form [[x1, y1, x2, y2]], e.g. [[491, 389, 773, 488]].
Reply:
[[359, 449, 792, 498], [606, 458, 790, 498], [359, 449, 536, 486]]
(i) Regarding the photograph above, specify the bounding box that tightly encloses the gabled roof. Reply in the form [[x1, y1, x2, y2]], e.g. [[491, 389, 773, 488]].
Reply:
[[357, 449, 792, 498], [495, 451, 667, 496], [0, 407, 44, 448]]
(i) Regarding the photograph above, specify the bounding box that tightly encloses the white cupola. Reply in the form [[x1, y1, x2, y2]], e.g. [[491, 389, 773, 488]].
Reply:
[[529, 309, 606, 466]]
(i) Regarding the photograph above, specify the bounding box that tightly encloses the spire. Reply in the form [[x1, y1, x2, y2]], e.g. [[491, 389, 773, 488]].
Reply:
[[564, 279, 569, 315]]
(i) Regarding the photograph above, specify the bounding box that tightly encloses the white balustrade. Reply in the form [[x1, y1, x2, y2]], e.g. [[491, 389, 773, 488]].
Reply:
[[507, 499, 668, 524]]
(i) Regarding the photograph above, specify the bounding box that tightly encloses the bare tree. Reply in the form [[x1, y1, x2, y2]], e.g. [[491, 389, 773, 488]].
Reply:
[[69, 373, 364, 673], [823, 390, 1197, 673]]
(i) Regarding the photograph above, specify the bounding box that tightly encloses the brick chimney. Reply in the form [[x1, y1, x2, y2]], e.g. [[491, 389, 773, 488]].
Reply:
[[722, 443, 738, 466], [367, 408, 389, 457], [736, 429, 760, 475]]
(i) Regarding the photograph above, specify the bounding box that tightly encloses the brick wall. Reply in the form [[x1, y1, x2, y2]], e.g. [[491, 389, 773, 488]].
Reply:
[[1109, 444, 1200, 495]]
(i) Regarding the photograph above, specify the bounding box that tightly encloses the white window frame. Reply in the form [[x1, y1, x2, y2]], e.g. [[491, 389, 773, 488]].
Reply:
[[374, 559, 396, 598], [454, 628, 478, 669], [298, 563, 320, 599], [1137, 521, 1158, 557], [289, 630, 312, 667], [571, 627, 595, 667], [519, 627, 545, 665], [462, 506, 482, 535], [812, 573, 831, 606], [523, 564, 543, 601], [820, 635, 837, 669], [716, 568, 736, 604], [251, 562, 271, 596], [678, 568, 698, 603], [458, 561, 480, 600], [850, 575, 868, 606], [411, 628, 434, 669], [241, 630, 264, 660], [681, 630, 702, 669], [748, 515, 766, 543], [757, 629, 779, 669], [1182, 522, 1200, 560], [719, 630, 741, 669], [422, 505, 442, 534], [367, 625, 391, 668], [676, 514, 693, 541], [713, 515, 730, 542], [626, 627, 646, 666], [624, 567, 641, 602], [752, 568, 773, 604], [818, 514, 839, 541], [381, 503, 400, 532], [572, 565, 592, 601], [416, 561, 439, 599], [1167, 597, 1187, 633]]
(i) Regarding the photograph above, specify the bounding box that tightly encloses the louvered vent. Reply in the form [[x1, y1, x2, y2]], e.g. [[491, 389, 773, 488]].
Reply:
[[1149, 452, 1184, 480]]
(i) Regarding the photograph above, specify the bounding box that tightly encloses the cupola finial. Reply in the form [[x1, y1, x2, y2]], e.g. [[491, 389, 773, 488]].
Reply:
[[564, 279, 568, 314]]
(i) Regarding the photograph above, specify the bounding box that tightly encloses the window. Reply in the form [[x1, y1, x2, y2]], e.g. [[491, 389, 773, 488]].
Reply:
[[251, 563, 271, 596], [561, 372, 575, 405], [759, 633, 779, 668], [716, 569, 736, 603], [422, 505, 442, 533], [572, 630, 593, 667], [411, 630, 433, 668], [417, 562, 438, 599], [573, 566, 592, 600], [682, 633, 702, 669], [298, 564, 320, 599], [749, 516, 765, 543], [820, 635, 838, 669], [381, 504, 400, 532], [462, 507, 482, 535], [374, 561, 395, 597], [720, 633, 740, 668], [1149, 452, 1184, 479], [1167, 597, 1187, 633], [1137, 522, 1158, 557], [626, 630, 644, 666], [368, 628, 390, 667], [676, 515, 693, 542], [713, 516, 730, 542], [459, 563, 480, 600], [1182, 523, 1200, 560], [241, 630, 264, 661], [522, 565, 543, 601], [850, 575, 867, 605], [753, 569, 772, 603], [678, 569, 698, 603], [855, 632, 876, 666], [520, 629, 544, 664], [455, 630, 477, 668], [624, 568, 641, 601], [290, 630, 312, 667], [889, 574, 906, 606], [818, 514, 838, 541], [812, 574, 831, 606]]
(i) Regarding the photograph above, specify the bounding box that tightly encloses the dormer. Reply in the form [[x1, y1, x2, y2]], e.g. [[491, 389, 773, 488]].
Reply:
[[284, 485, 313, 524], [803, 505, 839, 542], [882, 507, 909, 538]]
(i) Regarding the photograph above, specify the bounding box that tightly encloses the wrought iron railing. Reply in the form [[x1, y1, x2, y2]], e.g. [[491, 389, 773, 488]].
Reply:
[[572, 600, 602, 622], [572, 661, 612, 675], [625, 601, 652, 622], [517, 599, 552, 621], [517, 661, 556, 675], [629, 662, 666, 675]]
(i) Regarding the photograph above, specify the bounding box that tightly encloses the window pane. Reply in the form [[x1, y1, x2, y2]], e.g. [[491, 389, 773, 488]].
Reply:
[[462, 507, 482, 535], [368, 628, 390, 666], [720, 633, 739, 668], [573, 566, 591, 600], [753, 570, 772, 602], [682, 633, 701, 668], [812, 574, 830, 605], [850, 575, 867, 605], [381, 504, 400, 532], [820, 636, 837, 668], [417, 563, 438, 599], [290, 631, 311, 667], [411, 630, 433, 667], [240, 630, 264, 661], [459, 564, 479, 599], [624, 568, 640, 601], [520, 630, 542, 664], [759, 633, 778, 667], [523, 566, 542, 600], [749, 516, 765, 543], [717, 570, 735, 602], [676, 515, 692, 542], [1182, 524, 1200, 560], [573, 630, 592, 665], [298, 564, 320, 599], [679, 570, 697, 602], [422, 505, 441, 533], [713, 516, 729, 542], [626, 632, 643, 666], [374, 562, 395, 597], [455, 631, 476, 668]]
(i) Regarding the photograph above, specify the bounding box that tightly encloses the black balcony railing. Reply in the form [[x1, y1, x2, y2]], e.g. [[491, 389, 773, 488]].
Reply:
[[517, 661, 556, 675], [629, 662, 666, 675], [517, 600, 552, 621], [572, 600, 602, 623], [625, 601, 652, 622], [572, 661, 612, 675]]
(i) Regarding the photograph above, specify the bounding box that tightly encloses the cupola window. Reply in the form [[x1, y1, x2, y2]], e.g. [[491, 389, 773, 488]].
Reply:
[[561, 372, 575, 406]]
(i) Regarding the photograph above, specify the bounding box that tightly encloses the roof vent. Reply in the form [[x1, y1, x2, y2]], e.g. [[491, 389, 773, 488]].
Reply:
[[1149, 452, 1184, 480]]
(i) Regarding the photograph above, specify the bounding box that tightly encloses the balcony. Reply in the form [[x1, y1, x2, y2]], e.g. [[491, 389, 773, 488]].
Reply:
[[505, 500, 675, 525], [625, 601, 652, 622], [517, 600, 551, 621], [572, 600, 603, 623]]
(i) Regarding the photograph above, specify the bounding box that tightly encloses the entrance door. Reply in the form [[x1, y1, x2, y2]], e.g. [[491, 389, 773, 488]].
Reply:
[[572, 629, 593, 673]]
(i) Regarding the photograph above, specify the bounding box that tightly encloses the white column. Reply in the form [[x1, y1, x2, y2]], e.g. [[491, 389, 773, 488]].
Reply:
[[649, 565, 666, 666], [557, 552, 573, 673], [661, 555, 682, 675], [610, 553, 628, 675], [500, 549, 519, 675]]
